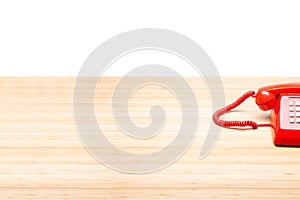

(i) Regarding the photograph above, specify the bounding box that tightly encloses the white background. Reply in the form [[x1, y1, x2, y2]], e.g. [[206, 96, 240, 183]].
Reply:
[[0, 0, 299, 76]]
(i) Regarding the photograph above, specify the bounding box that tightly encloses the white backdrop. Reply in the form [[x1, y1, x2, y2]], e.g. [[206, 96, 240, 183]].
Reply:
[[0, 0, 299, 76]]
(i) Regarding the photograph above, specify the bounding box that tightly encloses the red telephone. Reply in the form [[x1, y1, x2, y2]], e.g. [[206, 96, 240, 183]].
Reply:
[[213, 83, 300, 147]]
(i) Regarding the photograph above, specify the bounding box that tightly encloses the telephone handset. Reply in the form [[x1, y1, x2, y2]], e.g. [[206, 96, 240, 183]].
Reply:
[[213, 83, 300, 147], [256, 83, 300, 111]]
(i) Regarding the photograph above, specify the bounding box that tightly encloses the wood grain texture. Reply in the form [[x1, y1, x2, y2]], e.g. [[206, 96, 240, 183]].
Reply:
[[0, 77, 300, 200]]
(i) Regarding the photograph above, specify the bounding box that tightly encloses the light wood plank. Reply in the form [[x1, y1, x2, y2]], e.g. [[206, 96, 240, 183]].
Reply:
[[0, 77, 300, 199]]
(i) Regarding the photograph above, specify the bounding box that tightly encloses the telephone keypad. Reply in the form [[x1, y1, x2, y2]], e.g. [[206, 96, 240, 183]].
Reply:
[[289, 98, 300, 124]]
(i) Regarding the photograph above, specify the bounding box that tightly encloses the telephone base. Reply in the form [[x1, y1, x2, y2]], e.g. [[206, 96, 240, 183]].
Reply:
[[271, 94, 300, 146]]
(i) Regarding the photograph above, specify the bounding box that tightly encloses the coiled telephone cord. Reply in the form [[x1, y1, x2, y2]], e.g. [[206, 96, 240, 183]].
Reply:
[[212, 91, 271, 129]]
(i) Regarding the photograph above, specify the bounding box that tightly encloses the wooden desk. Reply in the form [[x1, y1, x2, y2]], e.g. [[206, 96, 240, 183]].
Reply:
[[0, 77, 300, 199]]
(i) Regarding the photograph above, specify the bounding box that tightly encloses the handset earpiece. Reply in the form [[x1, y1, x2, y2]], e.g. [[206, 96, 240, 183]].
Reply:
[[255, 90, 277, 111]]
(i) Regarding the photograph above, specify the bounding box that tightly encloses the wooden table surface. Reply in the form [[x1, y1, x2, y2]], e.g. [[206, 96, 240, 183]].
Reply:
[[0, 77, 300, 200]]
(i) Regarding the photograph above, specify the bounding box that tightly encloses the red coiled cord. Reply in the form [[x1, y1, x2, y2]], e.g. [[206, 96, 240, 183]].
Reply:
[[213, 91, 270, 129]]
